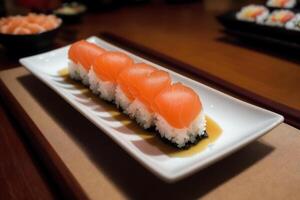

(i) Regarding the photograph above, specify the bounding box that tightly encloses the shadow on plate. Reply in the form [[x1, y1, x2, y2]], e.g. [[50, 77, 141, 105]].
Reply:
[[18, 74, 274, 199]]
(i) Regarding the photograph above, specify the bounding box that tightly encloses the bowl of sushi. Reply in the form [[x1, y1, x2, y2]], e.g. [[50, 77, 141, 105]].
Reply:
[[0, 13, 62, 52]]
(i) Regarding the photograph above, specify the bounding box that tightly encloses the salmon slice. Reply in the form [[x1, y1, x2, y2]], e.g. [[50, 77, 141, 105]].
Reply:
[[24, 23, 45, 34], [13, 27, 31, 34], [27, 13, 45, 24], [68, 40, 106, 71], [117, 63, 156, 100], [4, 17, 25, 34], [279, 0, 289, 7], [153, 83, 202, 129], [40, 16, 58, 30], [249, 8, 264, 18], [0, 13, 61, 35], [93, 51, 134, 83], [136, 70, 171, 112], [281, 12, 294, 23], [0, 18, 9, 27]]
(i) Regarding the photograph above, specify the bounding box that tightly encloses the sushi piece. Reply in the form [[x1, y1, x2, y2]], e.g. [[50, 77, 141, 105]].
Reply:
[[89, 51, 134, 101], [266, 0, 296, 8], [115, 63, 156, 111], [286, 14, 300, 30], [153, 83, 206, 148], [68, 40, 105, 85], [236, 5, 269, 23], [265, 10, 295, 27], [126, 70, 171, 129]]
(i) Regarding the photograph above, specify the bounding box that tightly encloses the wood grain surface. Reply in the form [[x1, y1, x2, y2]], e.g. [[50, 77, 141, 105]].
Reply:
[[1, 67, 300, 200], [0, 101, 59, 200], [0, 77, 88, 200]]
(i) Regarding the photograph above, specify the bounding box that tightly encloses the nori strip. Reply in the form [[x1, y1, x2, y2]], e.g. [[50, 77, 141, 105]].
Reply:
[[156, 130, 208, 150]]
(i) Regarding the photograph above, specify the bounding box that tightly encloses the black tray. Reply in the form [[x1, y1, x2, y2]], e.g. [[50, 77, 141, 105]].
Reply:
[[217, 10, 300, 47]]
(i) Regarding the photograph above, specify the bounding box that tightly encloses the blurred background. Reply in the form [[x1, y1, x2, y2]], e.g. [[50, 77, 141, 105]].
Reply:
[[1, 0, 255, 16], [0, 0, 264, 64]]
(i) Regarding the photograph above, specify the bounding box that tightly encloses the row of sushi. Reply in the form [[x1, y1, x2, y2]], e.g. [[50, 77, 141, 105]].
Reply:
[[236, 4, 300, 30], [266, 0, 297, 9], [68, 40, 207, 148]]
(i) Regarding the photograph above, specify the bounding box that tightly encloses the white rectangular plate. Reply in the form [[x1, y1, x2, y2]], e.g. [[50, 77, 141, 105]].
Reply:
[[20, 36, 283, 182]]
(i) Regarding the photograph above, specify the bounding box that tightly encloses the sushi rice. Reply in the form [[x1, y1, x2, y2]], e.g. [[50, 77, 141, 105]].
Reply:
[[115, 86, 132, 111], [155, 111, 206, 148], [68, 61, 90, 85], [126, 99, 154, 129], [88, 67, 116, 101]]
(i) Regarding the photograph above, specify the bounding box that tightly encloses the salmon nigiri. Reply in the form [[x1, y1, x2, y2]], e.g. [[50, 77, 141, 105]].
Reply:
[[115, 63, 156, 111], [88, 51, 134, 101], [236, 5, 269, 23], [68, 40, 106, 85], [153, 83, 206, 148], [126, 70, 171, 129], [267, 0, 296, 9], [265, 10, 295, 26]]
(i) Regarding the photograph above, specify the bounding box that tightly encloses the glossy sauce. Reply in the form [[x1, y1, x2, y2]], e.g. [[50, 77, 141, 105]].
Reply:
[[58, 68, 89, 92], [58, 67, 69, 77], [138, 116, 222, 157], [168, 116, 222, 157]]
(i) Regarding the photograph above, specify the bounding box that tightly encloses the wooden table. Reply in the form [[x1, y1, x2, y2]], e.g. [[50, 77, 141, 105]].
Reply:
[[0, 1, 299, 199]]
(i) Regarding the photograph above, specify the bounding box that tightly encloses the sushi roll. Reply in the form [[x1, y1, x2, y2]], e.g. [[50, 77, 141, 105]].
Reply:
[[115, 63, 156, 111], [266, 0, 296, 8], [68, 40, 105, 85], [286, 14, 300, 30], [88, 51, 134, 101], [265, 10, 295, 27], [126, 70, 171, 129], [153, 83, 206, 148], [236, 5, 269, 23]]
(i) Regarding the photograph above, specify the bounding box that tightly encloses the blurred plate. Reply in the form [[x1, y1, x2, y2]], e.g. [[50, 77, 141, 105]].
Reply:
[[19, 36, 283, 182], [217, 10, 300, 46]]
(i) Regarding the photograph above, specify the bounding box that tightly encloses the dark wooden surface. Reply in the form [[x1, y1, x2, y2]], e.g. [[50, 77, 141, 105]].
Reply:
[[0, 100, 59, 200], [0, 0, 299, 199]]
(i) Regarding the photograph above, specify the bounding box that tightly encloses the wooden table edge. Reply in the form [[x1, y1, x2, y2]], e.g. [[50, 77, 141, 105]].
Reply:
[[0, 78, 89, 200]]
